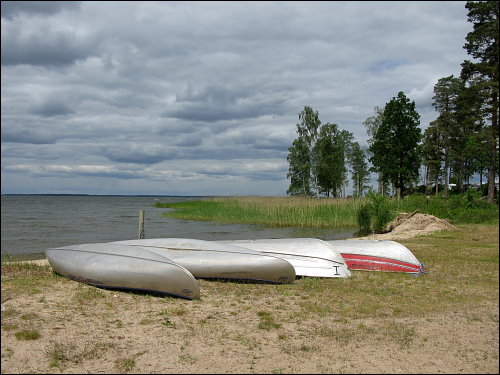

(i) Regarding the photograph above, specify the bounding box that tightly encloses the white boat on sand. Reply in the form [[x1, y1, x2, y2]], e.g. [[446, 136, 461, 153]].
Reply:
[[327, 239, 427, 274], [219, 238, 351, 278], [45, 242, 200, 299]]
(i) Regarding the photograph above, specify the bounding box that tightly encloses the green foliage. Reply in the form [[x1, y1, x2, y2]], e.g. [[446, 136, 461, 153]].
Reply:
[[287, 106, 355, 197], [370, 193, 393, 233], [287, 106, 321, 196], [356, 190, 393, 233], [315, 124, 353, 197], [356, 204, 372, 234], [157, 196, 362, 228], [461, 0, 499, 203], [349, 142, 370, 197], [369, 91, 422, 196], [156, 193, 498, 231]]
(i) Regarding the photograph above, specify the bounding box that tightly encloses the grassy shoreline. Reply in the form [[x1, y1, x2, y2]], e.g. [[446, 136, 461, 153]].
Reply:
[[155, 194, 499, 228]]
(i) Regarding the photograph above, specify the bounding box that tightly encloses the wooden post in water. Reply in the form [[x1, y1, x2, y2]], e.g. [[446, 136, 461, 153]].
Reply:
[[138, 209, 145, 239]]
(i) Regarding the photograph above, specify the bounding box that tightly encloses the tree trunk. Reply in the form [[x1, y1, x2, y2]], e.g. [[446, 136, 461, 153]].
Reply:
[[487, 93, 498, 203], [443, 149, 449, 198]]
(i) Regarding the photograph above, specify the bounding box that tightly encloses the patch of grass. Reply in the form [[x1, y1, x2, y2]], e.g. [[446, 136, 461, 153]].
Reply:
[[15, 329, 41, 341], [20, 312, 40, 321], [73, 285, 106, 304], [161, 317, 177, 328], [1, 263, 57, 296], [178, 353, 197, 365], [383, 322, 416, 348], [46, 342, 75, 368], [46, 341, 115, 369], [257, 310, 281, 330], [115, 357, 136, 372], [1, 347, 14, 358], [1, 308, 17, 318], [2, 323, 18, 331]]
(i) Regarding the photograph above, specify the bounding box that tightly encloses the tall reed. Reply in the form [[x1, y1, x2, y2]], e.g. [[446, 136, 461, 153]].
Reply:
[[155, 192, 498, 229], [157, 196, 364, 228]]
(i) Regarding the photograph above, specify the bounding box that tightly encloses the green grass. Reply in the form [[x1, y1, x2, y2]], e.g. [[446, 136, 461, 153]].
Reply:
[[15, 329, 41, 341], [46, 341, 116, 369], [156, 196, 364, 228], [155, 193, 498, 229], [257, 311, 281, 330], [115, 357, 136, 372], [0, 263, 59, 295]]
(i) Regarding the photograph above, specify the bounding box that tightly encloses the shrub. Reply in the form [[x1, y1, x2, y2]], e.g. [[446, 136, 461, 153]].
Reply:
[[356, 204, 372, 234], [356, 190, 393, 233]]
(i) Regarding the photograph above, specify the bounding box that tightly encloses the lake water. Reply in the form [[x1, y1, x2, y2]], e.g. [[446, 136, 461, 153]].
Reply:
[[1, 195, 357, 256]]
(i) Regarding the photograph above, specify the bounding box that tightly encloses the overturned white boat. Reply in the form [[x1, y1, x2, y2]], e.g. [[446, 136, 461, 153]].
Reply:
[[112, 238, 296, 284], [45, 242, 200, 299], [327, 239, 427, 274], [218, 238, 351, 278]]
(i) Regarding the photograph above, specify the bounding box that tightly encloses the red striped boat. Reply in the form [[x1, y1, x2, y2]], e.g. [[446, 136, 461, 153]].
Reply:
[[327, 240, 427, 274]]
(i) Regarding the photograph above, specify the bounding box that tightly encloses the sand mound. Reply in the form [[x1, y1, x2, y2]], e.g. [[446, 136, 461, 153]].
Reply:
[[357, 210, 459, 240]]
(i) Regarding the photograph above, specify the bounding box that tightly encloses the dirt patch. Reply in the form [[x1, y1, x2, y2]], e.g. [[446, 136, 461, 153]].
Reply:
[[354, 210, 459, 240]]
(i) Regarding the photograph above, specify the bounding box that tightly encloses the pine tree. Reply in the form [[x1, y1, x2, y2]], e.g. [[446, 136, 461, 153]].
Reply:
[[461, 0, 499, 203], [422, 120, 444, 195]]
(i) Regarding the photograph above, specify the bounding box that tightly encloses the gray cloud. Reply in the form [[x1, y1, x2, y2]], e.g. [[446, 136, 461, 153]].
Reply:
[[1, 1, 81, 20], [1, 1, 472, 195]]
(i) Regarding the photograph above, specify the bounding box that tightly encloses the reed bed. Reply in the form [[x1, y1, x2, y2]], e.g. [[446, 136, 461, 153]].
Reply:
[[157, 196, 365, 228], [155, 193, 498, 228]]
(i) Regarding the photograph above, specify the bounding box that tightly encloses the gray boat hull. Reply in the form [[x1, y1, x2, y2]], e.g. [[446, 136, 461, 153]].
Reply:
[[45, 243, 200, 299], [113, 238, 296, 284]]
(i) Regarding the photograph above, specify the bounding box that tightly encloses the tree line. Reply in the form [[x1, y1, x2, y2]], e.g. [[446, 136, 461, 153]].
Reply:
[[287, 1, 498, 203]]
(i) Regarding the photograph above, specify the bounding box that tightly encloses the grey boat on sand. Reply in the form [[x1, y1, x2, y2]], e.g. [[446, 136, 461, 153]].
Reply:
[[45, 242, 200, 299], [113, 238, 296, 284]]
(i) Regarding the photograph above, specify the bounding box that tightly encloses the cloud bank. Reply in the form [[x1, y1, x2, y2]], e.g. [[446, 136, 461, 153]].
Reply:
[[1, 1, 471, 195]]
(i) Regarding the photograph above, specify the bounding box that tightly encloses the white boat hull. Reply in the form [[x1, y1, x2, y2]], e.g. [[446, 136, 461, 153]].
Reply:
[[327, 240, 427, 274], [219, 238, 351, 278]]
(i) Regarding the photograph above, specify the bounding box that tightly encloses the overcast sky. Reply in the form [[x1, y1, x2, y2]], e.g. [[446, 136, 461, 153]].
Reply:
[[1, 1, 472, 196]]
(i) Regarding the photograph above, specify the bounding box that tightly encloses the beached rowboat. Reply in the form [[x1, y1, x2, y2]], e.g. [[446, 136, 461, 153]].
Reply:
[[45, 243, 200, 299], [327, 239, 427, 274], [219, 238, 351, 278], [112, 238, 296, 284]]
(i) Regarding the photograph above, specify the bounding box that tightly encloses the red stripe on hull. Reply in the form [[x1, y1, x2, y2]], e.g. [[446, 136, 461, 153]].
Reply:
[[341, 253, 421, 273]]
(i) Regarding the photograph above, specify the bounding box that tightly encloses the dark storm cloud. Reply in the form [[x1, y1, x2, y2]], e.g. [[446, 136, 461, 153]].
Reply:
[[30, 100, 75, 117], [164, 83, 289, 122], [1, 124, 58, 144], [1, 22, 96, 66], [1, 1, 81, 20], [102, 145, 177, 165]]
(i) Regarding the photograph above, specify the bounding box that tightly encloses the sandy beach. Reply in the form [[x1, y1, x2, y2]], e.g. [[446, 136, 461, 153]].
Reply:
[[2, 218, 498, 374]]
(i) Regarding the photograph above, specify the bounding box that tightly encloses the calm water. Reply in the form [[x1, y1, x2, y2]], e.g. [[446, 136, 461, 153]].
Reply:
[[1, 195, 356, 256]]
